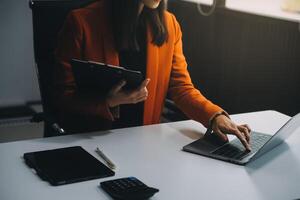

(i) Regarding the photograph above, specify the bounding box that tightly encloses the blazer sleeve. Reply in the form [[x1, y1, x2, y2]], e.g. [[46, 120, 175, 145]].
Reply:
[[53, 11, 114, 121], [167, 14, 223, 127]]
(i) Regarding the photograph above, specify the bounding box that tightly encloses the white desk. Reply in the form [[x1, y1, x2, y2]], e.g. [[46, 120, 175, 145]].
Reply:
[[0, 110, 299, 200]]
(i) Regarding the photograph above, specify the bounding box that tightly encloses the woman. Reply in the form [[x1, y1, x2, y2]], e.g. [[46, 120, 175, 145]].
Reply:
[[54, 0, 251, 150]]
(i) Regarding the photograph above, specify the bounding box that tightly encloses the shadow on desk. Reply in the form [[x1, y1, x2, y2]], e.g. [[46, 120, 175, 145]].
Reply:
[[35, 130, 113, 144], [178, 128, 205, 140], [245, 142, 290, 171], [245, 142, 300, 199]]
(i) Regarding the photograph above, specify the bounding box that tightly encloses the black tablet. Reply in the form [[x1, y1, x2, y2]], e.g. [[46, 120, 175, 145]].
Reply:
[[71, 59, 144, 94], [23, 146, 115, 186]]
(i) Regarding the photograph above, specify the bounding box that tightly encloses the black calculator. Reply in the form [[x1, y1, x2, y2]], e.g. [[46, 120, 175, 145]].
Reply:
[[100, 177, 159, 200]]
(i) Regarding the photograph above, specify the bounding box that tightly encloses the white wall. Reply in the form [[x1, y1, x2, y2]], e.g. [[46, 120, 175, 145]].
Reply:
[[0, 0, 40, 106]]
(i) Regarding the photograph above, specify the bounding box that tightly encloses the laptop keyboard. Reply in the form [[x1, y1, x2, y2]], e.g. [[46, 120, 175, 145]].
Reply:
[[211, 132, 271, 160]]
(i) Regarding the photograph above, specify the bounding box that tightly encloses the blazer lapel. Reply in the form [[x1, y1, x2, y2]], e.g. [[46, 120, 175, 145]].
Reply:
[[101, 11, 159, 125], [144, 27, 159, 125]]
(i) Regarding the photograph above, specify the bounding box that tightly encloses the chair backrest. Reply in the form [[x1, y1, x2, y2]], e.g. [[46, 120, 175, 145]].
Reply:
[[29, 0, 97, 126]]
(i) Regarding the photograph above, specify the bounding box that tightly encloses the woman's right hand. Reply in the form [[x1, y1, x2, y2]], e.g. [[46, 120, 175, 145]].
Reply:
[[106, 79, 150, 107]]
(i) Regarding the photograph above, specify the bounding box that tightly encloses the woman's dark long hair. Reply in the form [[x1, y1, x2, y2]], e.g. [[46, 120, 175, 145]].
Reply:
[[111, 0, 168, 51]]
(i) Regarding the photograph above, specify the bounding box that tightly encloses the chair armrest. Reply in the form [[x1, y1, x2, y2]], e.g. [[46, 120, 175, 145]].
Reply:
[[31, 112, 65, 134]]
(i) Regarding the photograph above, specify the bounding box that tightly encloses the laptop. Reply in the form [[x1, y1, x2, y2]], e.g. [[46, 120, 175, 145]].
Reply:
[[183, 113, 300, 165]]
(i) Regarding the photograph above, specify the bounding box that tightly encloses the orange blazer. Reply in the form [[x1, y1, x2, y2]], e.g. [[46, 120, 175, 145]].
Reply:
[[54, 0, 223, 130]]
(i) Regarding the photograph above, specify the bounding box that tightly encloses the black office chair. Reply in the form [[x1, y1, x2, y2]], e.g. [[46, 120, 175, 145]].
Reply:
[[30, 0, 187, 136], [29, 0, 97, 137], [162, 98, 188, 122]]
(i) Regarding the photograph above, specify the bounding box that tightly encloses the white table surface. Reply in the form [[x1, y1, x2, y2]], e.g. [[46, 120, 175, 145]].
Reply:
[[1, 110, 300, 200], [181, 0, 300, 23]]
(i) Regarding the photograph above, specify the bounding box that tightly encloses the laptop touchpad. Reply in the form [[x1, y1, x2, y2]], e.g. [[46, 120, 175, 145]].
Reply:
[[184, 133, 228, 153]]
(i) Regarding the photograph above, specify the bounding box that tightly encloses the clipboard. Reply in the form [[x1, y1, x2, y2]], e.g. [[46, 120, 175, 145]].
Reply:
[[71, 59, 144, 94]]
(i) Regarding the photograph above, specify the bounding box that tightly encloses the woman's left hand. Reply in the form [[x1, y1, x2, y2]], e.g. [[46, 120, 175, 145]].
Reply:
[[211, 114, 252, 151]]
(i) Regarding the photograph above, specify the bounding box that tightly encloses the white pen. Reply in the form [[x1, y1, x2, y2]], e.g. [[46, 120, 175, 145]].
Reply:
[[95, 147, 116, 170]]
